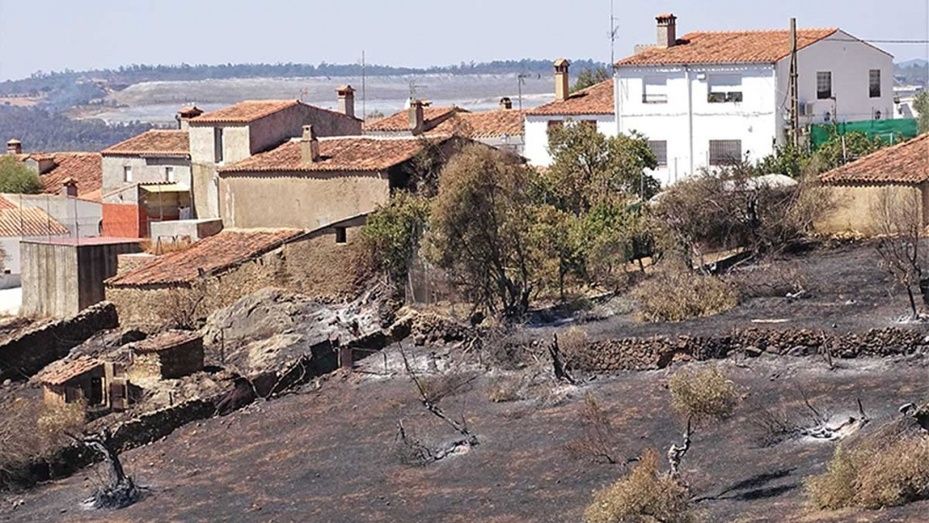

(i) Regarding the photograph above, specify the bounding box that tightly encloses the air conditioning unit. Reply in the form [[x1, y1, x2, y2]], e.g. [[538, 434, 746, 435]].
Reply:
[[798, 102, 814, 117]]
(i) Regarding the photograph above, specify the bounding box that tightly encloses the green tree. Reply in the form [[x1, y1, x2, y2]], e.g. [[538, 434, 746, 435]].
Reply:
[[914, 91, 929, 134], [571, 67, 611, 93], [754, 142, 809, 178], [0, 156, 42, 194], [360, 193, 430, 284], [808, 129, 883, 173], [427, 145, 541, 317], [546, 123, 659, 214]]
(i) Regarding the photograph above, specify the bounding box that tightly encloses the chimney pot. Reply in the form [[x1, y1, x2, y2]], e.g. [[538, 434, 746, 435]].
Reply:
[[553, 58, 570, 102], [408, 100, 425, 135], [60, 178, 78, 198], [499, 97, 513, 110], [176, 105, 203, 130], [656, 13, 677, 48], [301, 125, 320, 163], [337, 85, 356, 119], [6, 139, 22, 155]]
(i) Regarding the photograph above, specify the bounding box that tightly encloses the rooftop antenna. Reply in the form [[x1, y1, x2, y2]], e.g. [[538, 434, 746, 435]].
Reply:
[[517, 73, 535, 111], [361, 50, 367, 122], [610, 0, 619, 71]]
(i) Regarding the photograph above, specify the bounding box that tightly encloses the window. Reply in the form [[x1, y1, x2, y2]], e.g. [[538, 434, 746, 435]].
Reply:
[[648, 140, 668, 166], [708, 74, 743, 103], [123, 165, 133, 182], [335, 226, 347, 244], [709, 140, 742, 166], [642, 77, 668, 103], [213, 127, 224, 163], [165, 166, 175, 182], [869, 69, 881, 98], [816, 71, 832, 100]]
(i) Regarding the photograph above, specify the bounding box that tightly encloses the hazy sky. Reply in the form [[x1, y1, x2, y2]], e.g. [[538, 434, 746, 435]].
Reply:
[[1, 0, 927, 81]]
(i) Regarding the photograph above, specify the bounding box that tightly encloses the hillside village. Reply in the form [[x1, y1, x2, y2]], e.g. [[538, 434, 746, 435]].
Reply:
[[2, 11, 929, 522]]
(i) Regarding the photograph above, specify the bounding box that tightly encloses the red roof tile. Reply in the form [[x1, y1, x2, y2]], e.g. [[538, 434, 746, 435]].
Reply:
[[107, 229, 305, 286], [37, 152, 102, 199], [36, 356, 104, 386], [820, 134, 929, 185], [365, 106, 464, 132], [616, 29, 838, 66], [218, 135, 456, 174], [190, 100, 302, 125], [428, 109, 525, 139], [0, 195, 69, 237], [527, 79, 614, 116], [101, 130, 189, 158]]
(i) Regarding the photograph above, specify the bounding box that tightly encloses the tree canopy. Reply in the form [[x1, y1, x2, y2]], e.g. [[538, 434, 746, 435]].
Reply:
[[0, 156, 42, 194]]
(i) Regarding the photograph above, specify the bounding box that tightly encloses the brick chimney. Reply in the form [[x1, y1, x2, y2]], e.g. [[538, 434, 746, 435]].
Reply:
[[60, 178, 78, 198], [656, 13, 677, 48], [554, 58, 570, 102], [409, 100, 425, 135], [300, 125, 320, 163], [499, 97, 513, 110], [337, 85, 356, 119], [6, 139, 22, 155], [176, 105, 203, 130]]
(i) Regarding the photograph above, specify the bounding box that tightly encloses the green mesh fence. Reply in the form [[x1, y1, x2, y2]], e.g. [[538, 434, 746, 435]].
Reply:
[[810, 118, 918, 150]]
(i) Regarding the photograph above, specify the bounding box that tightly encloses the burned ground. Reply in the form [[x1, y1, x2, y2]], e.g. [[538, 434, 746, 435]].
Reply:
[[2, 350, 929, 522]]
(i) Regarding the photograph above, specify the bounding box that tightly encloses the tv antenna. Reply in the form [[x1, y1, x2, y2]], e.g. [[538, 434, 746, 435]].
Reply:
[[517, 73, 537, 111], [610, 0, 619, 71]]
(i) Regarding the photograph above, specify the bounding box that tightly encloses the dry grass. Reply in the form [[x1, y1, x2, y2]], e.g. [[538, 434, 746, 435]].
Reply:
[[669, 366, 739, 425], [36, 401, 86, 454], [807, 436, 929, 510], [634, 269, 738, 323], [140, 237, 194, 255], [565, 393, 624, 465], [487, 375, 524, 403], [0, 398, 84, 480], [585, 449, 694, 523]]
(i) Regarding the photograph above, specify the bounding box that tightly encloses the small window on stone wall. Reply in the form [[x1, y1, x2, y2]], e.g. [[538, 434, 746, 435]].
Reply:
[[335, 227, 347, 244]]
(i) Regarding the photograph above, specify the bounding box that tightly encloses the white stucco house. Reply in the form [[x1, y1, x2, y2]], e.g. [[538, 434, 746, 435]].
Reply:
[[615, 14, 894, 186], [523, 59, 614, 166]]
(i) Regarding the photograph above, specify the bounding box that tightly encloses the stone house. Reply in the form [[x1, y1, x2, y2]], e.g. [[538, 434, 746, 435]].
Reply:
[[5, 139, 103, 201], [818, 133, 929, 235], [105, 215, 367, 326], [100, 127, 194, 237], [216, 132, 475, 230], [128, 331, 204, 381], [36, 356, 112, 410], [187, 97, 362, 220]]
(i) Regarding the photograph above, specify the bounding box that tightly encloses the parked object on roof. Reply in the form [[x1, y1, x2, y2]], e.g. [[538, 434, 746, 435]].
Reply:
[[817, 134, 929, 235]]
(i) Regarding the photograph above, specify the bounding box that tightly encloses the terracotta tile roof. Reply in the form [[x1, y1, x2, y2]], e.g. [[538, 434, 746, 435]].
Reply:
[[0, 195, 69, 237], [616, 29, 838, 66], [365, 106, 464, 132], [820, 134, 929, 185], [428, 109, 525, 139], [527, 79, 614, 116], [133, 330, 201, 354], [107, 228, 305, 287], [36, 356, 103, 386], [190, 100, 302, 125], [37, 152, 102, 199], [218, 135, 455, 174], [101, 130, 189, 158]]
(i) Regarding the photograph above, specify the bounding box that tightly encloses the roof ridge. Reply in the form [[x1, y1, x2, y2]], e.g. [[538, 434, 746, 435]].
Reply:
[[682, 27, 837, 36]]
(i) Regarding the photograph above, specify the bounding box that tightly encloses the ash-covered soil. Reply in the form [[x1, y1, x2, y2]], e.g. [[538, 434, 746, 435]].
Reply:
[[3, 350, 928, 522]]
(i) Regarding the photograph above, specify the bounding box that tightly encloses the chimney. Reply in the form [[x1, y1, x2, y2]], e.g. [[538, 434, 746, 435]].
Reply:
[[656, 13, 677, 48], [554, 58, 570, 102], [300, 125, 320, 163], [6, 139, 22, 155], [60, 178, 78, 198], [337, 85, 356, 119], [176, 105, 203, 130], [499, 97, 513, 110], [408, 100, 425, 135]]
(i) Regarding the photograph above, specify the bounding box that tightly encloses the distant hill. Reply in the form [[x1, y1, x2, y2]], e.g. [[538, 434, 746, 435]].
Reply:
[[0, 106, 153, 152], [0, 60, 606, 111], [894, 59, 928, 88]]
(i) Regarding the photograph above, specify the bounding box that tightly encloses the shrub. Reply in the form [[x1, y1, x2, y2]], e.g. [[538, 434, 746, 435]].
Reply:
[[0, 156, 42, 194], [566, 393, 623, 464], [807, 436, 929, 510], [0, 398, 40, 475], [360, 193, 430, 284], [585, 449, 694, 523], [634, 270, 738, 322], [487, 375, 524, 403], [36, 400, 85, 455], [669, 366, 739, 425]]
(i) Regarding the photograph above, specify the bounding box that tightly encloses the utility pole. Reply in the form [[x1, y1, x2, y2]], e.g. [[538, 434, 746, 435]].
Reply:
[[517, 73, 530, 111], [788, 17, 800, 148]]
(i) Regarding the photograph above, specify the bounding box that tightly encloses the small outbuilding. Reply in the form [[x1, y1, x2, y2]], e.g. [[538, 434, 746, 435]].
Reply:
[[36, 356, 112, 410], [818, 134, 929, 235], [129, 330, 204, 380]]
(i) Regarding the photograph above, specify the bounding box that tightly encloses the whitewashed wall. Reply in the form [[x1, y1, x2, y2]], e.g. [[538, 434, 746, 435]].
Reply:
[[524, 114, 615, 166]]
